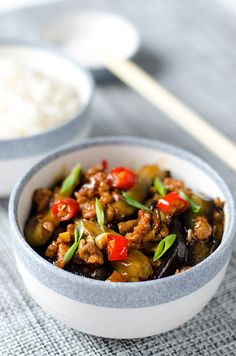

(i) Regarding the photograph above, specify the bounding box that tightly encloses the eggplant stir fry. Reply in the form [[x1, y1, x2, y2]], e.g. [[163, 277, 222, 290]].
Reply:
[[25, 161, 225, 282]]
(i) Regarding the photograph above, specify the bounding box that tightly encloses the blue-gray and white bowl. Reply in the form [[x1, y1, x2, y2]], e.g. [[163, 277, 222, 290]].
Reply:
[[9, 137, 236, 338], [0, 42, 94, 197]]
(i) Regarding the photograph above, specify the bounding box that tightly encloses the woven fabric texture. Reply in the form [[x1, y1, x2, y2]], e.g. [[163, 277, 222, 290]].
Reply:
[[0, 0, 236, 355]]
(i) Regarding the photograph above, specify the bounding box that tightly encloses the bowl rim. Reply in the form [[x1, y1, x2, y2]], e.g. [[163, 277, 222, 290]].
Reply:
[[9, 136, 236, 295], [0, 40, 94, 157]]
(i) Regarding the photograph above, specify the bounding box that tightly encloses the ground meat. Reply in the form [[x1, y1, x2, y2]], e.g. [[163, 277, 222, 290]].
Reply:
[[55, 243, 69, 268], [163, 177, 184, 192], [33, 188, 52, 213], [78, 239, 104, 265], [125, 209, 167, 249], [157, 223, 169, 240], [193, 217, 212, 241], [125, 210, 152, 249], [45, 224, 75, 267], [77, 197, 96, 219], [85, 164, 104, 179], [118, 220, 138, 234], [45, 240, 58, 259], [57, 224, 75, 243], [75, 167, 114, 220]]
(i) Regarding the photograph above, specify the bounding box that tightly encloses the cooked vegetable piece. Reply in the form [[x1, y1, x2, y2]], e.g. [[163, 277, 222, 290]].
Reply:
[[51, 198, 78, 221], [83, 220, 103, 236], [189, 240, 210, 265], [107, 234, 128, 261], [95, 198, 105, 232], [153, 219, 188, 278], [179, 191, 201, 213], [63, 220, 84, 264], [112, 250, 153, 282], [95, 233, 109, 249], [66, 264, 110, 280], [153, 234, 176, 261], [25, 211, 58, 247], [82, 220, 119, 238], [107, 271, 125, 282], [157, 192, 189, 215], [122, 192, 150, 211], [60, 163, 81, 197], [107, 166, 136, 190], [212, 206, 224, 243], [111, 165, 160, 220], [183, 193, 214, 229], [154, 177, 167, 197]]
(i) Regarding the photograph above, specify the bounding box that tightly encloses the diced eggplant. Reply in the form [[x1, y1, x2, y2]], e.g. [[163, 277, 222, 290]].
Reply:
[[153, 218, 188, 279], [111, 165, 161, 220], [83, 220, 103, 237], [24, 211, 58, 247], [183, 193, 214, 229], [112, 250, 153, 282], [189, 240, 210, 265], [66, 263, 110, 280], [212, 208, 224, 242], [83, 220, 120, 238], [106, 271, 125, 282]]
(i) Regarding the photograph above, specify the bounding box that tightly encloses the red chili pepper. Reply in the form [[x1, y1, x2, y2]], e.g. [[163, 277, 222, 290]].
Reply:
[[157, 192, 189, 215], [107, 234, 128, 261], [51, 198, 78, 221], [101, 159, 108, 170], [107, 166, 136, 190]]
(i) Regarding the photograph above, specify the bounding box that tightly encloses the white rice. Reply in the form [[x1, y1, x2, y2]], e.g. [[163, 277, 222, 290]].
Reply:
[[0, 57, 81, 139]]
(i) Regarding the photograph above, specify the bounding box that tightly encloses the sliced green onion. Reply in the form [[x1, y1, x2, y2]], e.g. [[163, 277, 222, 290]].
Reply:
[[154, 177, 167, 197], [74, 220, 84, 243], [95, 198, 105, 232], [153, 234, 176, 261], [63, 220, 84, 264], [122, 192, 150, 211], [60, 163, 81, 197], [179, 191, 201, 213]]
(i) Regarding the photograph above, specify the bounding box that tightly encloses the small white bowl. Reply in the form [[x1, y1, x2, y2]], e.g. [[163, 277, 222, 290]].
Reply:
[[9, 137, 236, 339], [0, 42, 94, 197], [41, 11, 140, 78]]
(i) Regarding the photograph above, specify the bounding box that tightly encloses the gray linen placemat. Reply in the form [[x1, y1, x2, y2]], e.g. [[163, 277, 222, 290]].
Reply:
[[0, 0, 236, 354]]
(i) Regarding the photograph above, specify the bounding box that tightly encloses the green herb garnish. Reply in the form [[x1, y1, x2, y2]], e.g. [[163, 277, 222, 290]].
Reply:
[[63, 220, 84, 264], [95, 198, 105, 232], [154, 177, 167, 197], [122, 192, 150, 211], [153, 234, 176, 261], [179, 191, 201, 213], [60, 163, 81, 197]]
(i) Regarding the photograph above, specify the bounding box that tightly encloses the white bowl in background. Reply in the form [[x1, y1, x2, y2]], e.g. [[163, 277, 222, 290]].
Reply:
[[0, 42, 94, 197], [41, 11, 140, 79]]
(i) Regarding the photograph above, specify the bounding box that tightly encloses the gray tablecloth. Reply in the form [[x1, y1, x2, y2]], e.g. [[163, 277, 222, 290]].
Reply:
[[0, 1, 236, 355]]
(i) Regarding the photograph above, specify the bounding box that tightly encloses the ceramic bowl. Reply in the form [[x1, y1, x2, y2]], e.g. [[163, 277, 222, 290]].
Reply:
[[0, 42, 94, 197], [41, 11, 140, 80], [9, 137, 235, 339]]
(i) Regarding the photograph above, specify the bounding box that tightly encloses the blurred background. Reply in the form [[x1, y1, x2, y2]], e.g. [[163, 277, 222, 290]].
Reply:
[[0, 0, 235, 173]]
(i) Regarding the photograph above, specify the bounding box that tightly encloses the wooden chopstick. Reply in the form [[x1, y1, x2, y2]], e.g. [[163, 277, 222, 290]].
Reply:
[[97, 50, 236, 172]]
